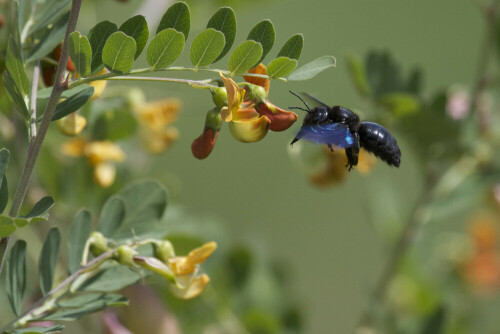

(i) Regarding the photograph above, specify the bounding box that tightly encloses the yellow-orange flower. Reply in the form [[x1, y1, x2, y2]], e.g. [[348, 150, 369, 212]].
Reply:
[[56, 113, 87, 136], [134, 98, 181, 154], [62, 138, 125, 187], [89, 68, 109, 100]]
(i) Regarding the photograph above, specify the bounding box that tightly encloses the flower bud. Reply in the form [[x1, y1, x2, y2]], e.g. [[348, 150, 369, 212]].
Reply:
[[56, 113, 87, 136], [89, 231, 109, 256], [133, 256, 176, 283], [94, 163, 116, 188], [255, 101, 298, 132], [114, 245, 138, 266], [191, 128, 219, 159], [154, 240, 176, 262], [243, 83, 267, 104], [210, 87, 228, 108]]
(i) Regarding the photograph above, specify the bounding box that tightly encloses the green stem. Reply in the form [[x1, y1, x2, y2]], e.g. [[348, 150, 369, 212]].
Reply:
[[67, 67, 283, 90], [0, 250, 114, 332], [0, 0, 83, 276]]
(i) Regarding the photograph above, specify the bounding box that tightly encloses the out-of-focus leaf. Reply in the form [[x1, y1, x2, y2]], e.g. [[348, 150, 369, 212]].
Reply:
[[421, 306, 446, 334], [102, 32, 136, 74], [78, 266, 141, 292], [0, 149, 9, 214], [26, 12, 69, 63], [346, 53, 370, 97], [190, 28, 225, 68], [17, 0, 33, 36], [50, 85, 94, 121], [157, 1, 190, 39], [228, 40, 263, 74], [67, 32, 92, 77], [97, 196, 126, 237], [207, 7, 236, 61], [68, 209, 92, 274], [287, 55, 336, 81], [247, 20, 275, 66], [6, 36, 29, 95], [366, 51, 404, 98], [40, 294, 128, 321], [39, 228, 61, 295], [266, 57, 297, 78], [5, 240, 27, 316], [243, 309, 281, 334], [0, 216, 16, 238], [92, 109, 138, 141], [56, 292, 125, 308], [377, 93, 421, 116], [407, 68, 423, 95], [112, 180, 168, 240], [21, 196, 54, 218], [88, 21, 118, 74], [226, 245, 253, 288], [5, 324, 65, 334], [2, 71, 29, 119], [146, 28, 185, 69], [119, 15, 149, 59], [277, 34, 303, 60], [27, 0, 70, 36], [37, 83, 91, 100], [0, 176, 8, 214]]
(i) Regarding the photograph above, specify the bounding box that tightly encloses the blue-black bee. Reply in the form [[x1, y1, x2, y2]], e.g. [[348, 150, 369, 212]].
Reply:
[[289, 91, 401, 170]]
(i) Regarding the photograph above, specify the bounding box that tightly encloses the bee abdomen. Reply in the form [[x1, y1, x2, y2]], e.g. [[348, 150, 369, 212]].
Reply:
[[358, 122, 401, 167]]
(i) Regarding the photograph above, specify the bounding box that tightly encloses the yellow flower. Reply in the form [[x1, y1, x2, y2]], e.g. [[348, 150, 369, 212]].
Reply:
[[134, 241, 217, 300], [356, 149, 377, 174], [62, 138, 125, 187], [219, 73, 245, 122], [56, 113, 87, 136], [89, 68, 109, 100], [135, 98, 181, 154]]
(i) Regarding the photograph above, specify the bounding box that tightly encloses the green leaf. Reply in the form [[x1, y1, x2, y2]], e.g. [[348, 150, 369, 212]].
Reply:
[[0, 176, 8, 214], [207, 7, 236, 62], [79, 266, 141, 292], [21, 196, 54, 218], [157, 1, 190, 39], [17, 0, 33, 36], [39, 228, 61, 295], [377, 93, 421, 116], [2, 71, 29, 119], [27, 0, 70, 36], [146, 28, 185, 69], [287, 55, 336, 81], [247, 20, 275, 65], [50, 85, 94, 121], [228, 40, 263, 74], [97, 196, 126, 237], [0, 216, 16, 238], [5, 240, 27, 316], [277, 34, 303, 60], [92, 109, 138, 141], [6, 36, 29, 95], [266, 57, 297, 78], [88, 20, 118, 74], [5, 325, 65, 334], [67, 32, 92, 77], [40, 294, 128, 321], [421, 306, 446, 334], [102, 31, 137, 74], [0, 148, 10, 188], [190, 28, 225, 68], [26, 12, 69, 63], [68, 209, 91, 274], [113, 180, 168, 240], [345, 54, 370, 96], [366, 51, 405, 98], [119, 15, 149, 60]]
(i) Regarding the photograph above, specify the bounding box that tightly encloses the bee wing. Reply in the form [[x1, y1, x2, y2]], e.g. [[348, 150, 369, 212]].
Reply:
[[301, 92, 329, 107], [294, 123, 354, 148]]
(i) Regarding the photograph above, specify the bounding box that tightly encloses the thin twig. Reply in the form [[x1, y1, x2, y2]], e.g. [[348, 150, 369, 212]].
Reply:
[[0, 0, 83, 276], [0, 250, 114, 332]]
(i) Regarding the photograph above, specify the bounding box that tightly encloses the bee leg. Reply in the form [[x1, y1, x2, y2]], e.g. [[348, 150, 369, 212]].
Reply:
[[344, 136, 360, 172], [327, 144, 334, 152]]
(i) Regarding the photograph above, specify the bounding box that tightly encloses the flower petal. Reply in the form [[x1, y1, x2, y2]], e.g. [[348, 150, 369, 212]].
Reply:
[[220, 73, 245, 119], [133, 256, 175, 283], [256, 101, 298, 132], [136, 99, 181, 131], [86, 141, 125, 164], [94, 162, 116, 187], [244, 63, 270, 95], [61, 138, 86, 157], [228, 108, 270, 143], [168, 242, 217, 276], [191, 128, 219, 159], [170, 274, 210, 300], [89, 69, 109, 100], [357, 149, 377, 174], [56, 113, 87, 136]]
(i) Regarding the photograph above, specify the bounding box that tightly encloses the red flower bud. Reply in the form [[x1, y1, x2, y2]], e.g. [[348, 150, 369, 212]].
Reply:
[[255, 101, 298, 132], [191, 128, 219, 159]]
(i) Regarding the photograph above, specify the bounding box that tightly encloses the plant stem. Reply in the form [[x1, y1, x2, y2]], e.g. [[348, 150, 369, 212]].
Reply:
[[105, 76, 218, 88], [0, 250, 114, 332], [67, 67, 283, 90], [29, 61, 40, 141], [0, 0, 83, 276]]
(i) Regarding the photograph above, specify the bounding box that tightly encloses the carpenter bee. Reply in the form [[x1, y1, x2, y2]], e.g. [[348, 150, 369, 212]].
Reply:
[[289, 91, 401, 170]]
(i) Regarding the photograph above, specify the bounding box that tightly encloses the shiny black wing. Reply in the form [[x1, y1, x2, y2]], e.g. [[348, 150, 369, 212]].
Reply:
[[293, 123, 354, 148]]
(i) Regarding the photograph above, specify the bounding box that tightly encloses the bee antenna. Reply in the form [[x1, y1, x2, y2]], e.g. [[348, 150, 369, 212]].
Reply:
[[289, 90, 311, 112]]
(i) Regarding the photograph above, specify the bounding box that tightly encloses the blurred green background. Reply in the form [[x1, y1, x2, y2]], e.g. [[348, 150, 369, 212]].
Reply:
[[78, 0, 482, 332]]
